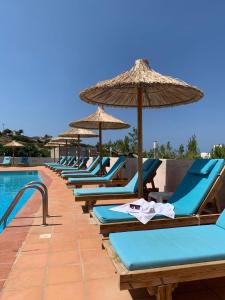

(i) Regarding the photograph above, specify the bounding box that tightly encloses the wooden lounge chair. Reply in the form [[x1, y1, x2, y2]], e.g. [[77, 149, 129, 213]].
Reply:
[[0, 156, 12, 166], [61, 156, 99, 177], [54, 157, 88, 172], [17, 156, 29, 166], [51, 156, 75, 170], [74, 159, 162, 211], [103, 209, 225, 300], [91, 159, 225, 236], [62, 157, 110, 180], [47, 156, 71, 169], [66, 156, 127, 188], [45, 156, 66, 167]]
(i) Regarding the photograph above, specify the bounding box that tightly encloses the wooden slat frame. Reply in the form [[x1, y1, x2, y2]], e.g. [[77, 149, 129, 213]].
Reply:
[[90, 166, 225, 236], [74, 161, 162, 211], [66, 159, 127, 186], [91, 211, 219, 236], [103, 239, 225, 299], [67, 179, 129, 189]]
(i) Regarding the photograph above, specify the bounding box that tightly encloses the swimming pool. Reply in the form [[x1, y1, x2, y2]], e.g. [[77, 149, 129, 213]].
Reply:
[[0, 171, 42, 233]]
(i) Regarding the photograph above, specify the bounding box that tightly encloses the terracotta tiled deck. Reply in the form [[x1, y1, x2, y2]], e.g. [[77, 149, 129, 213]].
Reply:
[[0, 166, 225, 299]]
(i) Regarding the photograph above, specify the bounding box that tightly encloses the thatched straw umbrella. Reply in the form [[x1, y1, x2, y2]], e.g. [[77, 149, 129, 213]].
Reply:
[[51, 137, 76, 159], [69, 106, 130, 175], [80, 59, 203, 197], [58, 128, 97, 167], [44, 142, 64, 162], [46, 140, 68, 161], [4, 140, 24, 165]]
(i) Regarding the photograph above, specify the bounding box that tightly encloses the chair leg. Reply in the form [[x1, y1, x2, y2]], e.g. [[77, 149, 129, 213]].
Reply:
[[84, 200, 96, 212], [147, 284, 177, 300], [215, 195, 222, 212]]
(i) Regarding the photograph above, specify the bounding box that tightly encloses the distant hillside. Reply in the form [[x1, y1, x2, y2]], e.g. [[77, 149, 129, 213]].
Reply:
[[0, 129, 52, 157]]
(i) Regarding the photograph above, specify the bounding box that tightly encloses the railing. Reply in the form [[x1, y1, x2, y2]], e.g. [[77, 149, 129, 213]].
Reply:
[[0, 181, 49, 229]]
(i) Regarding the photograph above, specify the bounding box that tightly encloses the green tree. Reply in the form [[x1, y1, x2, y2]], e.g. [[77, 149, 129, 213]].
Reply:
[[128, 127, 138, 154], [113, 136, 130, 155], [211, 145, 225, 158], [185, 135, 200, 159], [177, 144, 185, 158], [2, 128, 12, 135], [15, 129, 24, 135], [157, 142, 176, 159]]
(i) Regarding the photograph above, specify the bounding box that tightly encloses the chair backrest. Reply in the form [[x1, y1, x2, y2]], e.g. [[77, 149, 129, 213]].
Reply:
[[104, 156, 127, 180], [55, 157, 60, 164], [79, 157, 89, 169], [216, 209, 225, 229], [126, 159, 162, 192], [67, 156, 76, 166], [62, 156, 72, 166], [86, 156, 100, 172], [169, 159, 225, 215], [91, 157, 110, 175], [20, 157, 29, 164], [2, 156, 12, 165], [59, 156, 66, 164]]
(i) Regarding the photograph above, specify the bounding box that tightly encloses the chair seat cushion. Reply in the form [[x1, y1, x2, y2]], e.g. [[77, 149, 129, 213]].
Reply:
[[67, 173, 96, 180], [93, 205, 136, 223], [109, 225, 225, 270], [169, 159, 225, 215], [68, 177, 107, 183], [189, 159, 218, 175], [74, 186, 133, 196], [61, 171, 90, 176], [93, 204, 187, 224]]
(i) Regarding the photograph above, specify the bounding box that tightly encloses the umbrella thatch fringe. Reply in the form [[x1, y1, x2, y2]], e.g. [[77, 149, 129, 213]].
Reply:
[[79, 59, 203, 108]]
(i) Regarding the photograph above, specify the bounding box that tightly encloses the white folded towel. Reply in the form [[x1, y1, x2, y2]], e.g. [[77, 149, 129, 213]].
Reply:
[[110, 198, 175, 224]]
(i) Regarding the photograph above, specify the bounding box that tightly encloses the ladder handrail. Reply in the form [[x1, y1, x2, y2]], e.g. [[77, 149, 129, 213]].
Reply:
[[0, 182, 48, 229], [26, 181, 49, 216]]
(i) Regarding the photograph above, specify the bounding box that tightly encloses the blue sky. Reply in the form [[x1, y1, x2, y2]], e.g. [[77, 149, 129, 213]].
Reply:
[[0, 0, 224, 152]]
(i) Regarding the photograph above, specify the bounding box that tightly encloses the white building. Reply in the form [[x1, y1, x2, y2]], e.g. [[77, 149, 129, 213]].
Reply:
[[200, 152, 211, 159]]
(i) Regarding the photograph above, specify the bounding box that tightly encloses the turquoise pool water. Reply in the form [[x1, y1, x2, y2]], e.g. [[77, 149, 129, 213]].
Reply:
[[0, 171, 41, 233]]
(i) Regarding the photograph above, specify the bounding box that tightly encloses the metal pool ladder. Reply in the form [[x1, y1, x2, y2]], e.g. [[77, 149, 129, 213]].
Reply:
[[0, 181, 49, 229]]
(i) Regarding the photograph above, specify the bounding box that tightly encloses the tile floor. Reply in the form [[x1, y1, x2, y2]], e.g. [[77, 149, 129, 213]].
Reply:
[[0, 166, 225, 299]]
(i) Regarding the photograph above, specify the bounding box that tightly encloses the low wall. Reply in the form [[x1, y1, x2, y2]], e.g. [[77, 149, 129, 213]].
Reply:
[[106, 157, 194, 192], [2, 155, 225, 208], [0, 157, 54, 166]]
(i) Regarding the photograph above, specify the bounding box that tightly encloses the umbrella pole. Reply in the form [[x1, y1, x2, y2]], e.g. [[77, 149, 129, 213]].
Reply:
[[99, 122, 103, 175], [66, 140, 68, 158], [137, 88, 143, 198], [59, 145, 61, 159], [13, 148, 15, 166], [78, 135, 80, 169], [53, 147, 56, 162]]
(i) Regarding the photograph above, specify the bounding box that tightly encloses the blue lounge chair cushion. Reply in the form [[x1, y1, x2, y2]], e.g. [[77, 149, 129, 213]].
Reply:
[[70, 177, 108, 183], [61, 156, 99, 176], [74, 186, 133, 197], [170, 159, 224, 215], [127, 159, 161, 193], [93, 205, 136, 223], [46, 156, 65, 166], [61, 171, 91, 177], [1, 157, 11, 164], [55, 158, 88, 171], [69, 157, 110, 182], [68, 156, 126, 184], [109, 223, 225, 270], [189, 159, 218, 175], [216, 209, 225, 229], [93, 159, 225, 223], [20, 157, 28, 164], [92, 203, 192, 224], [74, 159, 161, 196]]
